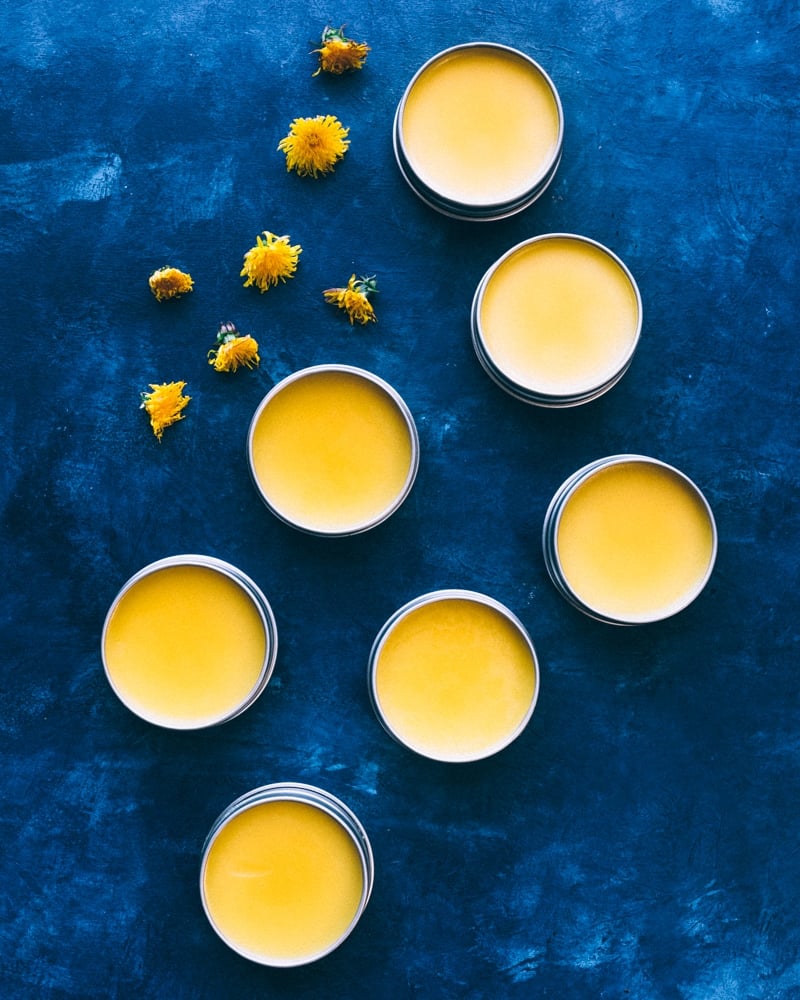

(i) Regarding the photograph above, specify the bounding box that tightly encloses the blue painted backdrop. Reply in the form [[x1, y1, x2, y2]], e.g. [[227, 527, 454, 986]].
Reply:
[[1, 1, 798, 997]]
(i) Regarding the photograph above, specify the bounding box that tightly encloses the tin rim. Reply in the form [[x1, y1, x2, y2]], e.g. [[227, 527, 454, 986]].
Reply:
[[199, 782, 374, 967], [368, 589, 540, 762], [101, 555, 278, 728], [542, 456, 718, 625], [393, 114, 562, 221], [471, 234, 643, 405], [247, 364, 419, 537], [393, 42, 564, 220]]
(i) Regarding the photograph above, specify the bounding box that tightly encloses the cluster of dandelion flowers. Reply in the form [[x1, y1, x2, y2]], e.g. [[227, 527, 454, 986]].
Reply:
[[312, 25, 370, 76], [278, 115, 350, 178], [324, 274, 378, 326], [241, 231, 302, 293], [148, 266, 194, 302], [140, 381, 191, 441], [208, 322, 260, 373]]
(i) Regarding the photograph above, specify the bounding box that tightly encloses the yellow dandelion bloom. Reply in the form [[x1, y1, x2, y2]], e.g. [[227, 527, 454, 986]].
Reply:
[[323, 274, 378, 326], [148, 266, 194, 301], [278, 115, 350, 178], [241, 231, 302, 292], [208, 322, 260, 373], [312, 25, 370, 76], [140, 381, 190, 441]]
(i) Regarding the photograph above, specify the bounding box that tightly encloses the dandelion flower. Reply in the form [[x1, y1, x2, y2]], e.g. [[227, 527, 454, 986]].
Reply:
[[241, 231, 302, 292], [208, 321, 260, 373], [312, 25, 370, 76], [140, 381, 190, 441], [278, 115, 350, 178], [148, 266, 194, 302], [323, 274, 378, 326]]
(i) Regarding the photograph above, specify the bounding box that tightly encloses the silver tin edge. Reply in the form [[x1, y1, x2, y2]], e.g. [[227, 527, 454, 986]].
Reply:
[[471, 234, 643, 406], [247, 364, 420, 537], [368, 589, 540, 762], [393, 42, 564, 221], [101, 554, 278, 729], [542, 455, 718, 625], [199, 782, 374, 968]]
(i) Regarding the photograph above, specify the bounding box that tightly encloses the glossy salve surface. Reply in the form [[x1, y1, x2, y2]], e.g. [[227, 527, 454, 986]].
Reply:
[[202, 798, 366, 965], [399, 44, 561, 206], [370, 592, 538, 761], [477, 235, 641, 398], [248, 367, 416, 535], [2, 1, 798, 997], [103, 560, 269, 727], [554, 459, 716, 622]]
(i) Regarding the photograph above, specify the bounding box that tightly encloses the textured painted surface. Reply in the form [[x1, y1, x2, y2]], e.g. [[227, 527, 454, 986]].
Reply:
[[1, 1, 798, 997]]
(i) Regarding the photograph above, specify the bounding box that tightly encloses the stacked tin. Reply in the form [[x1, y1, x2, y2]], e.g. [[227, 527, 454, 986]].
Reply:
[[471, 234, 643, 407], [200, 782, 375, 967], [542, 456, 718, 625], [393, 42, 564, 221]]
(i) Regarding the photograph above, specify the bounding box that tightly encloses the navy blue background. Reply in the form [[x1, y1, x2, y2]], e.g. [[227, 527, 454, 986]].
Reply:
[[1, 1, 798, 997]]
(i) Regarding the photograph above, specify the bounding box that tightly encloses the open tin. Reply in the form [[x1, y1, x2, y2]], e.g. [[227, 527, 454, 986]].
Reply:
[[200, 783, 374, 967], [542, 456, 718, 624], [101, 555, 277, 728], [472, 234, 643, 407], [394, 42, 563, 220], [368, 589, 540, 762], [247, 364, 419, 537]]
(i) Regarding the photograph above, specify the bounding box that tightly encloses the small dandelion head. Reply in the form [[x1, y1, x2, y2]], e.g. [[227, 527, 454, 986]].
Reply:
[[140, 381, 191, 441], [312, 25, 370, 76], [323, 274, 378, 326], [148, 266, 194, 302], [277, 115, 350, 178], [240, 231, 302, 292], [208, 322, 261, 373]]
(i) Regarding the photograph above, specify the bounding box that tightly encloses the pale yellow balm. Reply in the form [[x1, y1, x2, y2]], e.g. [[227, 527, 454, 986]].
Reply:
[[249, 367, 416, 534], [202, 799, 365, 965], [479, 236, 641, 397], [556, 461, 716, 622], [372, 594, 539, 762], [103, 564, 267, 727], [400, 45, 561, 206]]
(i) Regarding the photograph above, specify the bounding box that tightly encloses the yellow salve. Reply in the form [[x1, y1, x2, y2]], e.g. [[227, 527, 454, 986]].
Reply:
[[103, 564, 266, 727], [479, 237, 641, 397], [556, 462, 715, 621], [249, 369, 414, 534], [373, 597, 538, 761], [202, 800, 365, 965], [400, 46, 561, 205]]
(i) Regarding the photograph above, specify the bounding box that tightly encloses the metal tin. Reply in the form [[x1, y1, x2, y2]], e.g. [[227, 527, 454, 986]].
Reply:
[[101, 554, 278, 728], [542, 456, 718, 625], [247, 364, 419, 537], [200, 782, 374, 967], [471, 234, 643, 407], [393, 43, 564, 221], [368, 589, 540, 762]]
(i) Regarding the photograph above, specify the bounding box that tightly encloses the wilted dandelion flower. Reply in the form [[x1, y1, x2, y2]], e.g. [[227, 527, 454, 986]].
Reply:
[[278, 115, 350, 178], [208, 322, 260, 373], [323, 274, 378, 325], [140, 381, 191, 441], [312, 25, 370, 76], [241, 231, 302, 292], [148, 266, 194, 302]]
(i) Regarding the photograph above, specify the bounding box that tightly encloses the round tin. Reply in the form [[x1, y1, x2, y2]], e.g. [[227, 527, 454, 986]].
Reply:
[[247, 364, 419, 537], [200, 782, 374, 967], [393, 42, 564, 221], [471, 234, 643, 407], [101, 554, 277, 729], [542, 456, 718, 625], [368, 589, 540, 762]]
